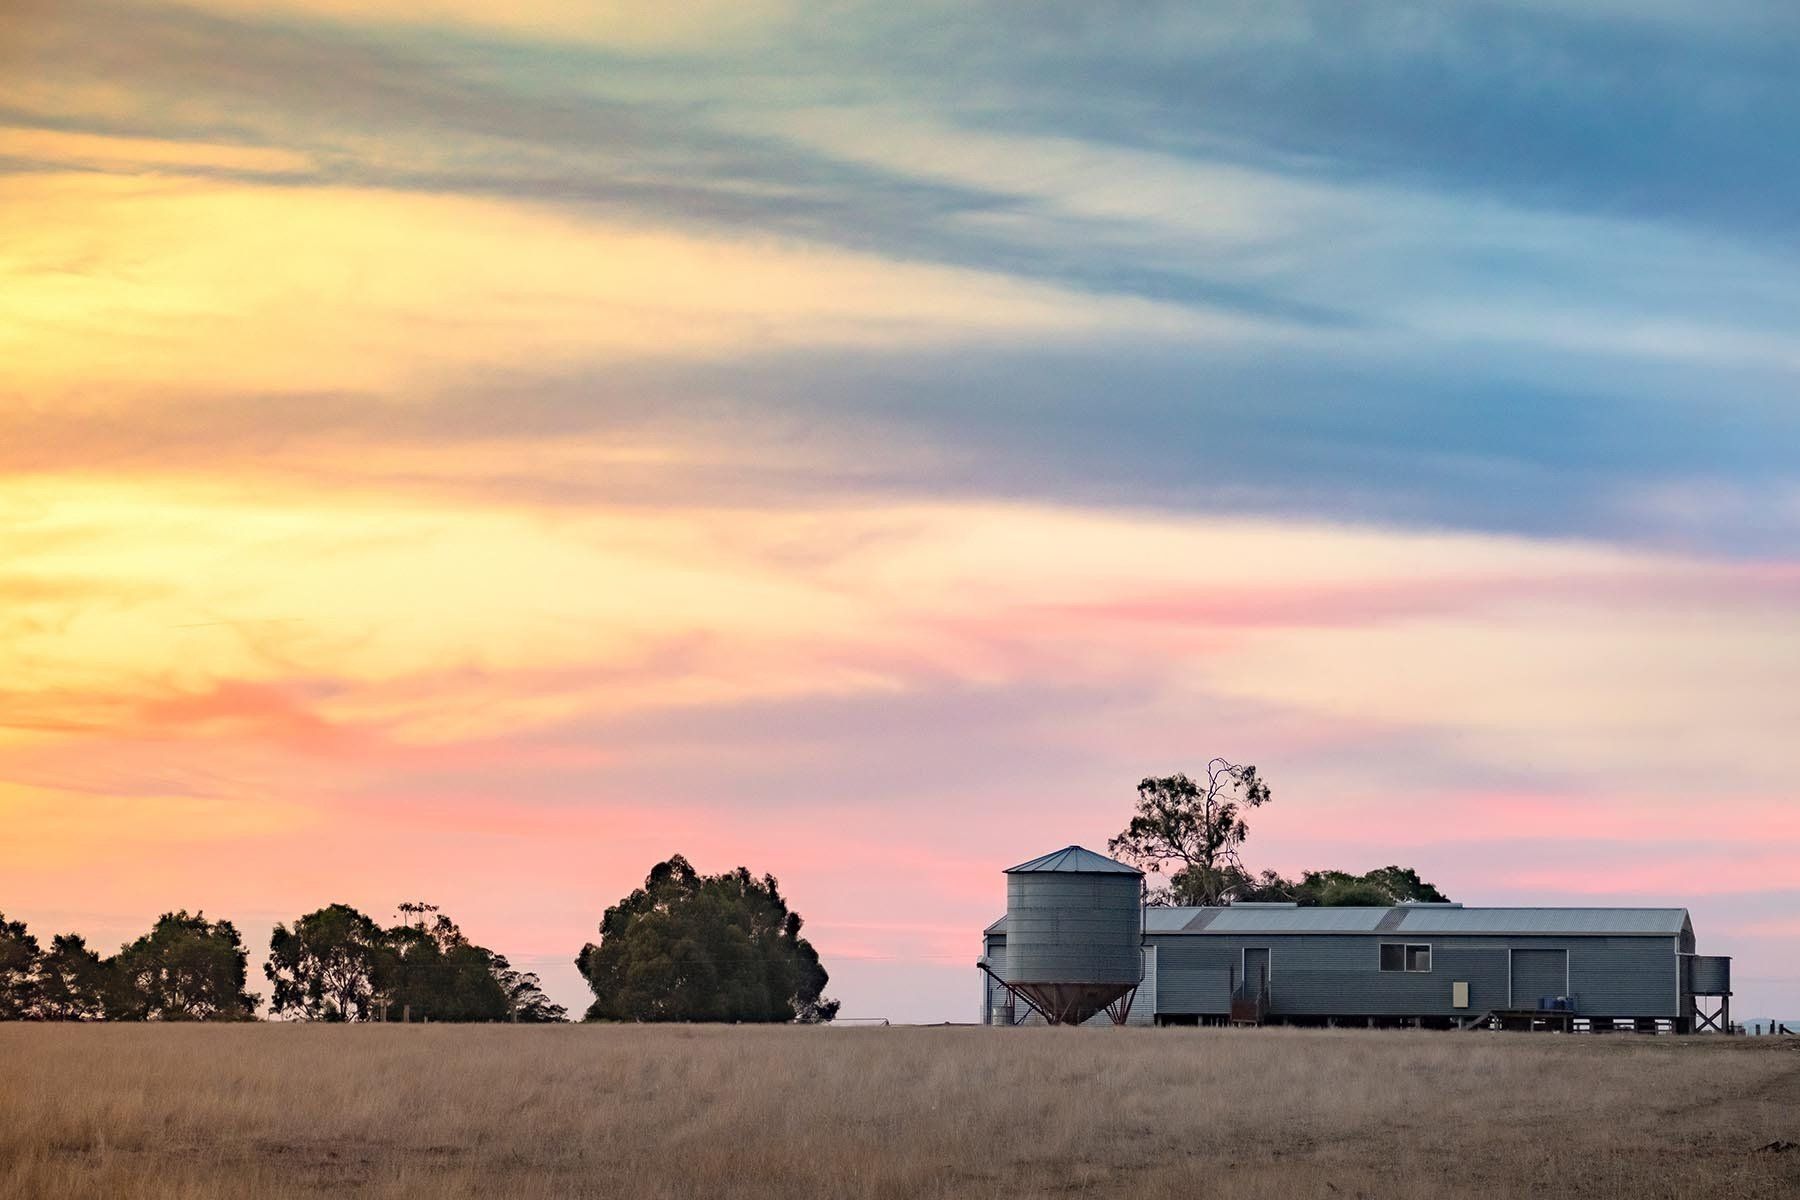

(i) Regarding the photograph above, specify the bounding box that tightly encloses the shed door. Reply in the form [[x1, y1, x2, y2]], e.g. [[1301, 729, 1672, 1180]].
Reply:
[[1243, 947, 1271, 995], [1509, 948, 1568, 1007]]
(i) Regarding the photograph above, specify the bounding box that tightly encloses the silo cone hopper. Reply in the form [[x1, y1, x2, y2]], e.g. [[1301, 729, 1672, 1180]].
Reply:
[[989, 845, 1144, 1026]]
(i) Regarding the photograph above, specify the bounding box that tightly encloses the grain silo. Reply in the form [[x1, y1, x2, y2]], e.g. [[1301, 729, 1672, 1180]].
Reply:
[[992, 845, 1144, 1025]]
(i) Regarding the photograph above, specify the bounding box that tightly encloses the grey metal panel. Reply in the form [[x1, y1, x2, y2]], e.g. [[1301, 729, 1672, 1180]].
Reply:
[[1395, 908, 1688, 936], [1688, 955, 1731, 994], [1568, 939, 1677, 1016], [1510, 948, 1568, 1007], [1003, 872, 1142, 986], [1154, 941, 1234, 1014]]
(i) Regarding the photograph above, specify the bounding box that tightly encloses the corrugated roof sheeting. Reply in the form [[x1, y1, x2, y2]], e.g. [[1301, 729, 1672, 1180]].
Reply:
[[1004, 845, 1142, 875], [1202, 907, 1391, 932], [1392, 907, 1689, 935], [1143, 908, 1202, 932], [988, 906, 1692, 937]]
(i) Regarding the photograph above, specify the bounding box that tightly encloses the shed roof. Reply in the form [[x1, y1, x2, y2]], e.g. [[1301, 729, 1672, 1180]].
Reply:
[[985, 905, 1691, 938], [1195, 906, 1393, 933], [1389, 907, 1690, 936], [1003, 845, 1141, 875]]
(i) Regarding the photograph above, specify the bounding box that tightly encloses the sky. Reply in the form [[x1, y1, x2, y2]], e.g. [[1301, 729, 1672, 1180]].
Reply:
[[4, 0, 1799, 1023]]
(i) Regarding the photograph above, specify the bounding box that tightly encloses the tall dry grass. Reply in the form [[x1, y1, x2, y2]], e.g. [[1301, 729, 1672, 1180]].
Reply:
[[1, 1024, 1796, 1199]]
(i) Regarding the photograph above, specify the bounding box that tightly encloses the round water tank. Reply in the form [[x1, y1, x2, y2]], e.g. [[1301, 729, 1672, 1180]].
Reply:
[[1001, 845, 1143, 1024], [1688, 955, 1731, 994]]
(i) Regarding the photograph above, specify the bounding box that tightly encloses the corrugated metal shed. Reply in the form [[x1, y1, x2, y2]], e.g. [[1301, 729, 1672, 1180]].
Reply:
[[1004, 845, 1141, 875]]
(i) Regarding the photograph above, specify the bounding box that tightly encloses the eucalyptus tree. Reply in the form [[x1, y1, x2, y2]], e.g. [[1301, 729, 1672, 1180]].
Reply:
[[266, 903, 388, 1021], [1108, 760, 1272, 905], [37, 933, 109, 1020], [111, 911, 258, 1020], [0, 912, 42, 1020], [578, 855, 837, 1023]]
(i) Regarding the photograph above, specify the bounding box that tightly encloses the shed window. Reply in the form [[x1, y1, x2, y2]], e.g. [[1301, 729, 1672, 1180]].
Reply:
[[1380, 943, 1432, 973]]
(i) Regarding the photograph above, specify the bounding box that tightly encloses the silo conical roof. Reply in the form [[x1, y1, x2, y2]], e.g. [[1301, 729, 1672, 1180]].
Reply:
[[1004, 844, 1141, 875]]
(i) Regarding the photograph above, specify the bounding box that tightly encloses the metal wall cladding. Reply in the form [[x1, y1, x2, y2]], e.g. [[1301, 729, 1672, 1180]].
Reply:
[[1153, 937, 1509, 1016], [1154, 940, 1232, 1013], [1568, 937, 1680, 1016], [1145, 935, 1679, 1018], [1687, 954, 1731, 995], [1004, 872, 1143, 986], [1508, 948, 1568, 1007]]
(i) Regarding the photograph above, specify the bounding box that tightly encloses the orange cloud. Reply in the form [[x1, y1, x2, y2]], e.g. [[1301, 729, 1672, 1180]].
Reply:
[[134, 680, 357, 754]]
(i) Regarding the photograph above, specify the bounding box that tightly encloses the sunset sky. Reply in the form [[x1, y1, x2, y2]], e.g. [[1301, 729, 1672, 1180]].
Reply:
[[5, 1, 1799, 1022]]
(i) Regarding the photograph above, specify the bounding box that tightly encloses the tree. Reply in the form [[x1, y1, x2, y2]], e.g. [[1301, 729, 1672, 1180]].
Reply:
[[261, 901, 551, 1023], [266, 904, 387, 1021], [37, 934, 109, 1021], [577, 855, 838, 1023], [1357, 866, 1451, 905], [111, 911, 259, 1021], [490, 955, 568, 1023], [0, 912, 42, 1020], [1233, 866, 1452, 907], [1107, 760, 1272, 906], [383, 909, 510, 1022]]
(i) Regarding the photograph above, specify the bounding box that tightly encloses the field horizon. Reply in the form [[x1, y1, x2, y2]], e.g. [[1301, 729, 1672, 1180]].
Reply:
[[4, 1024, 1797, 1199]]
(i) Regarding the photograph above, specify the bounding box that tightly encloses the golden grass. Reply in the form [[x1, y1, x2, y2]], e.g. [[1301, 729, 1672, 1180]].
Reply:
[[2, 1024, 1797, 1199]]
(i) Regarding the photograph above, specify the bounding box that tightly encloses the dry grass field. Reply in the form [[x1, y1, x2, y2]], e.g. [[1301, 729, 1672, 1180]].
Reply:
[[2, 1024, 1797, 1199]]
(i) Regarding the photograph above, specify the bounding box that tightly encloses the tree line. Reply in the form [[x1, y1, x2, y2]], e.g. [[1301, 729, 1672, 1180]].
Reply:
[[0, 858, 840, 1025], [0, 903, 565, 1023]]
